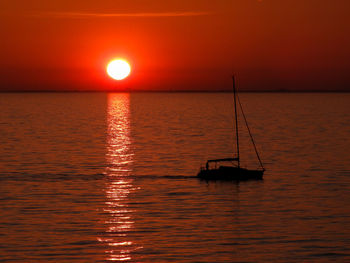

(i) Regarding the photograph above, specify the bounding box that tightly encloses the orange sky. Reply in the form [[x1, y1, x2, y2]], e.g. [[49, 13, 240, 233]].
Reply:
[[1, 0, 350, 91]]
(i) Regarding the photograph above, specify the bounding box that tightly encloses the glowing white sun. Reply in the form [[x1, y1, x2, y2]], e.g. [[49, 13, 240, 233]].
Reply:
[[107, 59, 131, 80]]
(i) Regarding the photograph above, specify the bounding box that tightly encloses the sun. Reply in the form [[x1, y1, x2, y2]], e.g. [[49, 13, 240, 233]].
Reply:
[[107, 59, 131, 80]]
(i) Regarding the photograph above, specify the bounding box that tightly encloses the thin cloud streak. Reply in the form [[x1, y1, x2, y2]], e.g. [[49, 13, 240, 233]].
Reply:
[[30, 11, 211, 19]]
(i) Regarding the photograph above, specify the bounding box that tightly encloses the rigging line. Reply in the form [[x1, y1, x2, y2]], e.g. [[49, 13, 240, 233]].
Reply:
[[236, 94, 265, 171]]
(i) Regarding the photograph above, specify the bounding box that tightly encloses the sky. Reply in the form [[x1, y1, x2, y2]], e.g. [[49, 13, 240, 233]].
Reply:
[[1, 0, 350, 91]]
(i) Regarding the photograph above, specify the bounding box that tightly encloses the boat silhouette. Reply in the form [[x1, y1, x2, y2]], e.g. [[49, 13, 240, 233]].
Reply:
[[197, 76, 265, 181]]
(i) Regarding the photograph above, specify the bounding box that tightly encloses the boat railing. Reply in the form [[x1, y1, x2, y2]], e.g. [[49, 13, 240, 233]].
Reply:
[[204, 157, 239, 170]]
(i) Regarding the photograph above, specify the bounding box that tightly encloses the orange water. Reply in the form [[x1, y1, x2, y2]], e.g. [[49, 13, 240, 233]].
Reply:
[[0, 92, 349, 262]]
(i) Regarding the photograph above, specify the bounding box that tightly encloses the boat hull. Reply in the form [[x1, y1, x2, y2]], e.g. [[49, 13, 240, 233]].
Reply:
[[197, 166, 264, 181]]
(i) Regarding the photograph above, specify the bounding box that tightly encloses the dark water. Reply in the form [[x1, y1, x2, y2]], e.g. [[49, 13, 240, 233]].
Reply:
[[0, 92, 349, 262]]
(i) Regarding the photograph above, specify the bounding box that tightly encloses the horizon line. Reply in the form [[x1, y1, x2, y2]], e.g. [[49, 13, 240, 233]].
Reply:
[[1, 90, 349, 93], [28, 11, 211, 19]]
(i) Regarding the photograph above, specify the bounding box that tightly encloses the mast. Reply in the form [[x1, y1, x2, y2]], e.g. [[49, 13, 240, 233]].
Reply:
[[232, 75, 240, 167]]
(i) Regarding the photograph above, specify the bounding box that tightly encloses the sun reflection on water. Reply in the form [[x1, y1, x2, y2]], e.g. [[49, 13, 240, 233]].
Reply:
[[99, 93, 140, 261]]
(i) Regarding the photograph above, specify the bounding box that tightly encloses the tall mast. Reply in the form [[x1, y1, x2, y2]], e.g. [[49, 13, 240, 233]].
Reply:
[[233, 75, 240, 167]]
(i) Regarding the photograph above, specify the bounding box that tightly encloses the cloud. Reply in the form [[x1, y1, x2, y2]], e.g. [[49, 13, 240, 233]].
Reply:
[[30, 11, 211, 19]]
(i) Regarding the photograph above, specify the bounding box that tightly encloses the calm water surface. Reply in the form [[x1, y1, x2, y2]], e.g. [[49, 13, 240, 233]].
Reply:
[[0, 92, 349, 262]]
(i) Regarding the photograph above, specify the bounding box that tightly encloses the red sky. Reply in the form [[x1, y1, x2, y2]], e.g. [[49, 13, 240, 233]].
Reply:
[[1, 0, 350, 91]]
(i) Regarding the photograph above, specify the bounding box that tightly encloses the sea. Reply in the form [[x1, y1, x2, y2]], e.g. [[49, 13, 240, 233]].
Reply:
[[0, 92, 349, 262]]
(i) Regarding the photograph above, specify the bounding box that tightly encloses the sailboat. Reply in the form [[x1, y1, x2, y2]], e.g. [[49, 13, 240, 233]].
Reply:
[[197, 76, 265, 181]]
